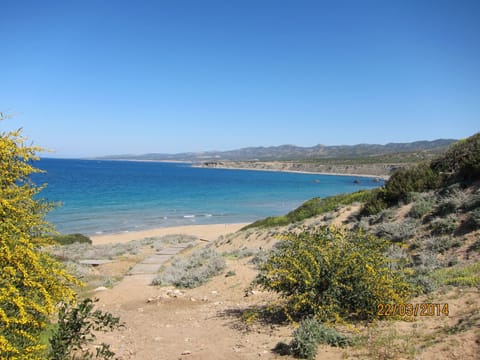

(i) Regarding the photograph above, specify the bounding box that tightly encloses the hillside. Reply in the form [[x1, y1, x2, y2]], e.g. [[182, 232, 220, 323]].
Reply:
[[100, 139, 455, 162]]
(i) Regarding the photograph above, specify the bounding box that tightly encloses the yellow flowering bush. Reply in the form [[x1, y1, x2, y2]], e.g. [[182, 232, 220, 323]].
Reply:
[[253, 226, 412, 322], [1, 115, 78, 359]]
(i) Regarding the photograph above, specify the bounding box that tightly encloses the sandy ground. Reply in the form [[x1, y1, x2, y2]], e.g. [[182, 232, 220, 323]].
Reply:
[[93, 223, 294, 360], [91, 223, 249, 245], [90, 218, 479, 360]]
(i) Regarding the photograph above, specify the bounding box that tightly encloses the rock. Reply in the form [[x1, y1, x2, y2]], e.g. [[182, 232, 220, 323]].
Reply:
[[167, 289, 184, 298], [181, 350, 191, 355], [94, 286, 108, 292]]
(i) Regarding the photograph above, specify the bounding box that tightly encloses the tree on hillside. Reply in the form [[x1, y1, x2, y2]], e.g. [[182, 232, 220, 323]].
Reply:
[[0, 114, 78, 358]]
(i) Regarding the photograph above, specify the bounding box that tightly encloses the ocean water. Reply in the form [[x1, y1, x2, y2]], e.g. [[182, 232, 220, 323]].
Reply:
[[33, 158, 382, 235]]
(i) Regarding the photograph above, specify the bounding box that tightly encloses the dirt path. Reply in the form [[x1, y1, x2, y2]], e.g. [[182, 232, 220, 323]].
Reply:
[[93, 226, 293, 360]]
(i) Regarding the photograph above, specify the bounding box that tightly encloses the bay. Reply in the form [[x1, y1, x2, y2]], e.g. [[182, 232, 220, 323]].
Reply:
[[33, 158, 381, 235]]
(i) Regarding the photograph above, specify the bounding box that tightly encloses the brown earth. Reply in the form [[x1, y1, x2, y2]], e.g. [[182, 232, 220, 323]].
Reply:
[[88, 213, 479, 360]]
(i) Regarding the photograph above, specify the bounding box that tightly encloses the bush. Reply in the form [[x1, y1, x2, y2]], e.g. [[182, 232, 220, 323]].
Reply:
[[53, 233, 92, 245], [0, 116, 78, 357], [433, 262, 480, 287], [463, 190, 480, 211], [49, 298, 123, 360], [431, 132, 480, 183], [435, 189, 468, 216], [374, 220, 419, 243], [253, 227, 412, 322], [467, 208, 480, 230], [430, 215, 458, 235], [361, 163, 441, 216], [383, 163, 441, 205], [408, 194, 436, 219], [425, 236, 461, 254], [290, 318, 351, 359], [360, 189, 388, 216], [249, 249, 269, 268], [152, 247, 226, 288]]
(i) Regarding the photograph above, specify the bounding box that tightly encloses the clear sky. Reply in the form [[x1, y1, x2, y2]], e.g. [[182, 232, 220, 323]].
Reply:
[[1, 0, 479, 157]]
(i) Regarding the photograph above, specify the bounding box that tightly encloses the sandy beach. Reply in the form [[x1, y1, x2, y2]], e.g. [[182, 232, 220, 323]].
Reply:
[[90, 222, 250, 245]]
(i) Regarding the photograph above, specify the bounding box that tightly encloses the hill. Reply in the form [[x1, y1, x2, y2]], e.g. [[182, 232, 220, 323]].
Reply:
[[100, 139, 455, 162]]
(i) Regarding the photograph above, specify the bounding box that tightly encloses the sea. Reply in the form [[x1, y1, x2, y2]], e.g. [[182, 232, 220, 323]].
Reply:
[[32, 158, 382, 236]]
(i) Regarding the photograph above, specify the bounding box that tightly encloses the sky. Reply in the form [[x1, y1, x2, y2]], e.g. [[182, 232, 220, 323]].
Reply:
[[1, 0, 479, 157]]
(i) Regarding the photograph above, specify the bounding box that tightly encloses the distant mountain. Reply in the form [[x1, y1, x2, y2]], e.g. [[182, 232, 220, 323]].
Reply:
[[100, 139, 456, 162]]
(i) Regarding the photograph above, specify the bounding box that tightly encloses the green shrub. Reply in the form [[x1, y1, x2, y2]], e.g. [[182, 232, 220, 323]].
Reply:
[[467, 208, 480, 229], [48, 298, 123, 360], [463, 190, 480, 211], [362, 133, 479, 216], [425, 236, 461, 254], [253, 227, 412, 322], [244, 190, 373, 229], [249, 249, 269, 268], [374, 220, 419, 243], [430, 215, 458, 235], [52, 233, 92, 245], [408, 272, 437, 294], [430, 132, 480, 183], [433, 262, 480, 287], [383, 163, 441, 205], [151, 247, 225, 288], [290, 318, 351, 359], [435, 189, 468, 216], [408, 194, 436, 219], [360, 189, 388, 216]]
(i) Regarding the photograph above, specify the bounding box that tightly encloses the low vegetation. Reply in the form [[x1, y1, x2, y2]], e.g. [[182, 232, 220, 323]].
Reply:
[[52, 233, 92, 245], [289, 317, 352, 359], [152, 247, 226, 288], [253, 227, 412, 322], [244, 190, 372, 229], [362, 132, 480, 215], [48, 298, 123, 360], [241, 132, 480, 359]]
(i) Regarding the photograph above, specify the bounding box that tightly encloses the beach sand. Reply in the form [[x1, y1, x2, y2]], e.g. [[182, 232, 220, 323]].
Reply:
[[90, 222, 249, 245]]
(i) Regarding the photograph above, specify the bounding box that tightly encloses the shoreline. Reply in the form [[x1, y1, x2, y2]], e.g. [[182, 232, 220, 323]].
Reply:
[[192, 164, 389, 180], [90, 222, 250, 245], [89, 158, 390, 179]]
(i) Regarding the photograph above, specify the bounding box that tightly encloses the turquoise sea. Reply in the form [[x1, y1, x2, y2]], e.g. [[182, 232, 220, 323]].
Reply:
[[33, 159, 382, 235]]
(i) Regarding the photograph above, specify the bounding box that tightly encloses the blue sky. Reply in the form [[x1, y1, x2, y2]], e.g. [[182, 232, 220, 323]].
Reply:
[[1, 0, 479, 157]]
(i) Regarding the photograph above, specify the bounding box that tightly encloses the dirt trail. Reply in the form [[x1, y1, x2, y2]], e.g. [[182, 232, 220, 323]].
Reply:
[[93, 227, 292, 360]]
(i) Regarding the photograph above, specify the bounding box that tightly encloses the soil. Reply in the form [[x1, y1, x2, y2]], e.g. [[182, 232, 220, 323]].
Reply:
[[89, 218, 479, 360]]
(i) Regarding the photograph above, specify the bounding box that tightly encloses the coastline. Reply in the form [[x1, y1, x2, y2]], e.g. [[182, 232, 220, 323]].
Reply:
[[91, 158, 391, 179], [90, 222, 249, 245], [193, 163, 390, 180]]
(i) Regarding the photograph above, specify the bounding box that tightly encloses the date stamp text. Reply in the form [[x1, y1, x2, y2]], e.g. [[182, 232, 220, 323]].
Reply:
[[377, 303, 449, 317]]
